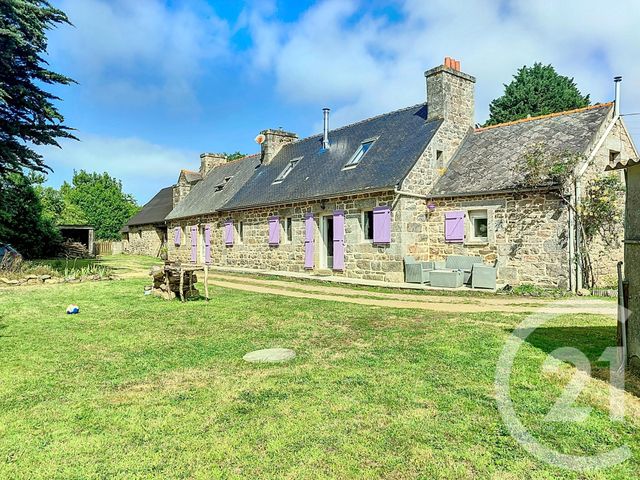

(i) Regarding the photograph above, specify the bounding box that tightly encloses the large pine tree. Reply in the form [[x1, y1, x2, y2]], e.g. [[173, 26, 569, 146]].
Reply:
[[484, 63, 590, 126], [0, 0, 75, 175]]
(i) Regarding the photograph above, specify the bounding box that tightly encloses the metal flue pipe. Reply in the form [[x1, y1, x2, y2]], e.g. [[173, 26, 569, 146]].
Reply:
[[614, 76, 622, 116], [322, 108, 330, 150]]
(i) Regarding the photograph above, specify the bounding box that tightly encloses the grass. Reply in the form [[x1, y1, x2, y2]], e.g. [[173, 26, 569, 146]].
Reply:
[[0, 277, 638, 478]]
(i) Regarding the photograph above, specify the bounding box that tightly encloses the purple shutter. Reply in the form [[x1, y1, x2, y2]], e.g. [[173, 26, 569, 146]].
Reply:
[[268, 216, 280, 246], [224, 220, 234, 246], [304, 213, 314, 269], [190, 225, 197, 262], [204, 224, 211, 264], [372, 206, 391, 244], [333, 210, 345, 271], [445, 211, 464, 243], [174, 227, 181, 246]]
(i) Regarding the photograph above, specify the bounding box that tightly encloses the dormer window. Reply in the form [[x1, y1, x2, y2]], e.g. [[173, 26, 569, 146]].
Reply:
[[273, 157, 302, 184], [214, 176, 233, 192], [343, 139, 376, 169]]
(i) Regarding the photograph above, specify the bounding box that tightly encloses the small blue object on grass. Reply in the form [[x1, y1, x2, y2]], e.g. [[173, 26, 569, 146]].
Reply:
[[66, 304, 80, 315]]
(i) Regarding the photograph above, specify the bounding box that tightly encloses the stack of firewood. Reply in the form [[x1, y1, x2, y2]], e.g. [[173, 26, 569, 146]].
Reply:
[[149, 264, 199, 300], [59, 240, 93, 259]]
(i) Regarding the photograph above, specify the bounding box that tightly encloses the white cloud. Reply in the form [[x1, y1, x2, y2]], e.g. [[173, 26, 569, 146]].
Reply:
[[38, 134, 199, 203], [49, 0, 230, 110], [245, 0, 640, 136]]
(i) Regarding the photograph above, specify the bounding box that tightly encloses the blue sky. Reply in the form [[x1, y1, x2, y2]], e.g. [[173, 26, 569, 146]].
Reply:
[[40, 0, 640, 204]]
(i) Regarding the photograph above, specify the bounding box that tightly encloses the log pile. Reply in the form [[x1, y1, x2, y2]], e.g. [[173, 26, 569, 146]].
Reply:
[[59, 240, 94, 259], [149, 264, 200, 301]]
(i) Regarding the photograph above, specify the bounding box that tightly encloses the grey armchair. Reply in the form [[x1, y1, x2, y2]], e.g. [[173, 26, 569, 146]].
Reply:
[[404, 256, 435, 284], [471, 263, 497, 290]]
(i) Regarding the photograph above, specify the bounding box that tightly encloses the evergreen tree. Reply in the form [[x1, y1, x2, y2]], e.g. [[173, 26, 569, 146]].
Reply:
[[0, 0, 75, 175], [485, 63, 590, 126]]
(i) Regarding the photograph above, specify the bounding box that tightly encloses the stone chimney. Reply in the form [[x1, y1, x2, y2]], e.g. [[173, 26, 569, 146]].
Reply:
[[260, 129, 298, 165], [199, 152, 227, 177], [425, 57, 476, 163]]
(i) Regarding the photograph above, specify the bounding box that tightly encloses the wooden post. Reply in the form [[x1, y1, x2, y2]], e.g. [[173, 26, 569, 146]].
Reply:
[[179, 266, 185, 302], [164, 265, 170, 295], [204, 264, 209, 301]]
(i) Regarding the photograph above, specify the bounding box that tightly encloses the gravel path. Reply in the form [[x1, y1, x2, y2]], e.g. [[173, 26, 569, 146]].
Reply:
[[207, 273, 617, 316]]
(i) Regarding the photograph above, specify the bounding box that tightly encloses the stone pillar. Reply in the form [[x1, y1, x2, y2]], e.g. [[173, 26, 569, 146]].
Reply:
[[260, 129, 298, 165], [200, 153, 227, 177]]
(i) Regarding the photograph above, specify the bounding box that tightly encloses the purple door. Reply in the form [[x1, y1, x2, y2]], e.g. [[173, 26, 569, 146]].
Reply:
[[204, 224, 211, 264], [190, 225, 197, 262], [304, 213, 314, 269], [333, 210, 345, 271]]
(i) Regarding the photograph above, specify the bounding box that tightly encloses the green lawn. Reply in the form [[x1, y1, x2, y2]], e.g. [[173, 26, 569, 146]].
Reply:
[[0, 278, 638, 479]]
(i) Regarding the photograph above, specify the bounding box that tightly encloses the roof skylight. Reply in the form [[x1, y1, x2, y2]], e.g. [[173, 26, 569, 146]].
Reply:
[[343, 139, 376, 169], [273, 157, 302, 184]]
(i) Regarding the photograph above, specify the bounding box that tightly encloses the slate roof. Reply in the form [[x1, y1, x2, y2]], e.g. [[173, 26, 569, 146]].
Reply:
[[222, 104, 441, 211], [125, 186, 174, 228], [166, 155, 261, 220], [431, 103, 613, 197]]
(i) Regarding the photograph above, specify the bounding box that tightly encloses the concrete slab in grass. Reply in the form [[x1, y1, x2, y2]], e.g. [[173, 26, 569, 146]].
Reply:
[[243, 348, 296, 363]]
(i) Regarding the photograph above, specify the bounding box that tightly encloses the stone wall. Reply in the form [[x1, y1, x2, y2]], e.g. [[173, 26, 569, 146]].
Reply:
[[577, 116, 633, 287], [123, 225, 165, 257], [400, 191, 571, 288], [168, 191, 408, 282]]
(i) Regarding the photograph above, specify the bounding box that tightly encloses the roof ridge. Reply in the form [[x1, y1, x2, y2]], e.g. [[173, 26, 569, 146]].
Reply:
[[223, 153, 260, 165], [290, 102, 428, 145], [475, 102, 613, 132], [181, 169, 200, 174]]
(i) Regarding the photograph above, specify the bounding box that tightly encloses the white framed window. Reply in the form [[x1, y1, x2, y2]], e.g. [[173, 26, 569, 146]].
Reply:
[[343, 138, 377, 169], [285, 217, 293, 243], [273, 157, 302, 184], [468, 210, 488, 242], [361, 210, 374, 241]]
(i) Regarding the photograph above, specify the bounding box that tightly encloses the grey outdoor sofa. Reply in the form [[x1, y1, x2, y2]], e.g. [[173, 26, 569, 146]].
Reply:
[[404, 254, 498, 290]]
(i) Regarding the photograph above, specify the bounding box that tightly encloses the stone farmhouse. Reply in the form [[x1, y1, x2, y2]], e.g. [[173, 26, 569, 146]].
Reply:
[[121, 168, 204, 255], [124, 58, 638, 290]]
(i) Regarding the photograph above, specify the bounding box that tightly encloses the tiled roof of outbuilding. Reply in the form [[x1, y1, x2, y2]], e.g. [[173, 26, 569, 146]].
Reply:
[[166, 155, 261, 220], [182, 170, 202, 183], [125, 186, 174, 227], [222, 103, 441, 211], [431, 103, 613, 197]]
